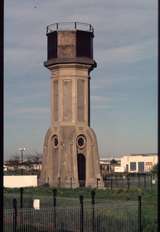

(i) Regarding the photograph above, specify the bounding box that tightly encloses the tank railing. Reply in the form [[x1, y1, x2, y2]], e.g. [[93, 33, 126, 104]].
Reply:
[[46, 22, 94, 34]]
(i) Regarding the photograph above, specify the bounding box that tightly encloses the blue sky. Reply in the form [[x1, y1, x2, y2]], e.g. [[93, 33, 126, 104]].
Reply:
[[4, 0, 157, 160]]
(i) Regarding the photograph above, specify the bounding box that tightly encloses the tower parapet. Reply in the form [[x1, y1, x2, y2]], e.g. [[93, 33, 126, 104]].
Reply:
[[44, 22, 96, 69]]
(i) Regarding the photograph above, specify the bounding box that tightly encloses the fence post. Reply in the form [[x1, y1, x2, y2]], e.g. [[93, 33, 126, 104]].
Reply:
[[116, 175, 118, 188], [144, 174, 146, 189], [20, 187, 23, 225], [91, 190, 95, 232], [138, 195, 142, 232], [80, 195, 84, 232], [138, 173, 140, 188], [13, 198, 17, 232], [96, 178, 100, 189], [70, 177, 72, 189], [20, 187, 23, 208], [127, 174, 130, 190], [110, 174, 113, 190], [58, 177, 61, 188], [150, 173, 153, 190], [53, 189, 57, 231]]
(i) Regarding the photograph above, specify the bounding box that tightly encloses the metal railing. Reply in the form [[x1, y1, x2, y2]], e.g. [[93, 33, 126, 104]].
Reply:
[[3, 186, 157, 231], [4, 199, 139, 232], [103, 173, 157, 190], [46, 22, 94, 34]]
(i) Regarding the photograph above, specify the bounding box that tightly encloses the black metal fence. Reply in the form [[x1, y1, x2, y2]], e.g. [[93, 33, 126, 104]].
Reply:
[[103, 173, 157, 190], [3, 189, 157, 232], [4, 197, 139, 232]]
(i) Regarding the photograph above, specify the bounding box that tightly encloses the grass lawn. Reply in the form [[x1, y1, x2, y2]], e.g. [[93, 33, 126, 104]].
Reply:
[[4, 186, 157, 231]]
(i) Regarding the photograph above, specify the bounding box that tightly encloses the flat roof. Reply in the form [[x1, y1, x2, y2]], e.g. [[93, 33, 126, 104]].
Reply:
[[127, 153, 157, 157], [100, 153, 157, 160]]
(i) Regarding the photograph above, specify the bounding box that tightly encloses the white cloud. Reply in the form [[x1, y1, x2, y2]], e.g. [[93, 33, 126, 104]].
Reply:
[[96, 39, 157, 65], [4, 0, 157, 156]]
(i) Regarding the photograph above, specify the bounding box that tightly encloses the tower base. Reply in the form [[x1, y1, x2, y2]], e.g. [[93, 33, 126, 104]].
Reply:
[[40, 126, 104, 188]]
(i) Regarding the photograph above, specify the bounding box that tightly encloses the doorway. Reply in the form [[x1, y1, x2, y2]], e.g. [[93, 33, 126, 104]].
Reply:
[[77, 153, 86, 187]]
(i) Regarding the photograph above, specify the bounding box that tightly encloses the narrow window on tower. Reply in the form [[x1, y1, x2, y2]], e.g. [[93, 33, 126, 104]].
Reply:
[[53, 80, 58, 121], [77, 79, 85, 122], [63, 80, 72, 121]]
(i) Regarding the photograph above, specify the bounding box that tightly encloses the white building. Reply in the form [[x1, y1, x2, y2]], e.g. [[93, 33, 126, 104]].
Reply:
[[120, 153, 157, 173], [100, 153, 157, 174]]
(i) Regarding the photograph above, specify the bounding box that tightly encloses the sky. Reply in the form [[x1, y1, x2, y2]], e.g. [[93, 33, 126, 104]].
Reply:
[[4, 0, 157, 160]]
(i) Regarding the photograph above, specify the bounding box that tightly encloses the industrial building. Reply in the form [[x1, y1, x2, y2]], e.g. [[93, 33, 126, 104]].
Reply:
[[100, 153, 157, 176]]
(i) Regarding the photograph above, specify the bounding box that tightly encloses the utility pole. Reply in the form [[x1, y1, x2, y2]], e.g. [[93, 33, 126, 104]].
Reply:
[[19, 148, 26, 175]]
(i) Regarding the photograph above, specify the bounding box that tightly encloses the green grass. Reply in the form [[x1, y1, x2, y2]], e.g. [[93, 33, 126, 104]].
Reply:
[[4, 186, 157, 231], [4, 185, 157, 199]]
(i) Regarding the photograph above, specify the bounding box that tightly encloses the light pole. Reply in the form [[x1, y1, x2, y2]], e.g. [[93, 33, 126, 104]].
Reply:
[[19, 148, 26, 175]]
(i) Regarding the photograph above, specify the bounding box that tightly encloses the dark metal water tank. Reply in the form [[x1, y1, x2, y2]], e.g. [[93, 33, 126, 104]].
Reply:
[[44, 22, 96, 68]]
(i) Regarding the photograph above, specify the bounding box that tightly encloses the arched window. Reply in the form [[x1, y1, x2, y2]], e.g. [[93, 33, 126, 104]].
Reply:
[[52, 135, 58, 148], [76, 135, 86, 149]]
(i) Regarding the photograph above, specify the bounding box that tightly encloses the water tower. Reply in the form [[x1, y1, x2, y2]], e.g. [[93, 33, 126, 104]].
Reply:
[[40, 22, 103, 188]]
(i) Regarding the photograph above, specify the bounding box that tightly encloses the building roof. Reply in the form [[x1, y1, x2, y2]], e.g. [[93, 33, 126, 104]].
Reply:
[[100, 153, 157, 160], [127, 153, 157, 157]]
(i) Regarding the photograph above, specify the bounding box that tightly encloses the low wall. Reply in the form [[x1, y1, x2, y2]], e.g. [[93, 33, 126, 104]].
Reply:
[[4, 175, 38, 188]]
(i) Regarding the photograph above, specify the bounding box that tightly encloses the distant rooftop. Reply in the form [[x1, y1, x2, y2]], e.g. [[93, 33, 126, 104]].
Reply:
[[100, 153, 157, 160], [47, 22, 94, 34], [128, 153, 157, 156], [100, 157, 121, 161]]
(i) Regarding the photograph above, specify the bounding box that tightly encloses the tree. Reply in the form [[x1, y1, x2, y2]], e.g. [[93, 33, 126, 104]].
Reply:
[[5, 155, 20, 169], [29, 152, 42, 163], [4, 152, 42, 175], [23, 152, 42, 175]]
